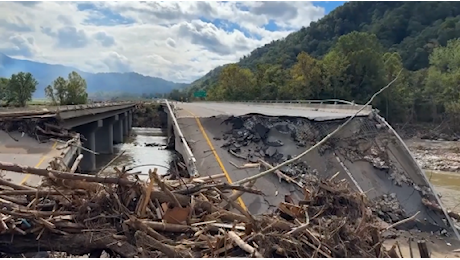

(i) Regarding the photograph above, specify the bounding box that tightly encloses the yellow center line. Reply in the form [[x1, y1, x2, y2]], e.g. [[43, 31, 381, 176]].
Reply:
[[183, 109, 248, 211], [20, 141, 58, 185]]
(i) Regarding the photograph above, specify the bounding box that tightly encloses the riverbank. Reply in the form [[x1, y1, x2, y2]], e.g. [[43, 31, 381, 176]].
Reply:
[[131, 102, 166, 128]]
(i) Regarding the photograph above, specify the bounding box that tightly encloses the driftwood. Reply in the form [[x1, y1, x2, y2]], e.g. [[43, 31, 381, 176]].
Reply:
[[0, 233, 138, 257], [0, 162, 133, 186], [0, 155, 399, 258]]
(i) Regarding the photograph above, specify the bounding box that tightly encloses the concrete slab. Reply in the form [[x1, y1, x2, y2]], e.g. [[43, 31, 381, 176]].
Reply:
[[174, 102, 370, 120], [173, 102, 456, 236], [174, 102, 363, 215], [0, 131, 62, 187]]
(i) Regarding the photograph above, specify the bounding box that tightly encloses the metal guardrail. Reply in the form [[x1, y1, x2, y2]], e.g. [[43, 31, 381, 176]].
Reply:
[[216, 99, 358, 106], [164, 100, 198, 177], [0, 102, 136, 117]]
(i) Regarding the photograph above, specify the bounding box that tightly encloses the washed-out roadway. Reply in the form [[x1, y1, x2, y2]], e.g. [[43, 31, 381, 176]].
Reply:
[[174, 102, 454, 235]]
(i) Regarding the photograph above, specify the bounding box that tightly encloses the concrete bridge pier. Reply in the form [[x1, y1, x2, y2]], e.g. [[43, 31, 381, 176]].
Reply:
[[76, 120, 102, 172], [127, 111, 133, 130], [113, 115, 123, 144], [120, 112, 129, 139], [96, 117, 115, 154]]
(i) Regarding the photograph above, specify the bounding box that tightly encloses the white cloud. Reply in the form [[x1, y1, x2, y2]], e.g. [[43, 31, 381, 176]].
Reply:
[[0, 1, 327, 83]]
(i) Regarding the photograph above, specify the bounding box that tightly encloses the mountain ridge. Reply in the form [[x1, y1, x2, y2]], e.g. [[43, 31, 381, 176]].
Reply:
[[187, 1, 460, 95], [0, 53, 187, 98]]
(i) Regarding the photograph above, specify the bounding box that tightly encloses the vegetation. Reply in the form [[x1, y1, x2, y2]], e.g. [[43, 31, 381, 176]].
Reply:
[[0, 53, 187, 99], [45, 71, 89, 105], [0, 72, 38, 107], [186, 1, 460, 126], [0, 71, 89, 107]]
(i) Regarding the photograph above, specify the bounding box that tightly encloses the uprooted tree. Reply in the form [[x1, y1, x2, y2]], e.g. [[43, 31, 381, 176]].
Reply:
[[2, 72, 38, 107], [45, 71, 88, 105]]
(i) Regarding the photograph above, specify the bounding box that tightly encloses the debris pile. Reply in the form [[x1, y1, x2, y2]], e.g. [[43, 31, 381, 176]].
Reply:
[[0, 117, 75, 143], [0, 161, 394, 258]]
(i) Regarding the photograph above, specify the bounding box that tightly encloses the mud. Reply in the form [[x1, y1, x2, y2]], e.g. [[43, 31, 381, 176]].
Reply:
[[406, 139, 460, 172], [205, 113, 455, 236]]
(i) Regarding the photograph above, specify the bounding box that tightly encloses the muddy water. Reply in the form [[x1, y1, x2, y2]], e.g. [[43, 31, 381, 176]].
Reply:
[[425, 170, 460, 210], [96, 127, 173, 180], [407, 139, 460, 210]]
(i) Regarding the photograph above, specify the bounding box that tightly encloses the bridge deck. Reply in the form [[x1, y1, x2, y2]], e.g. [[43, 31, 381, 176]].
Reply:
[[174, 102, 455, 236], [175, 102, 368, 214], [0, 131, 61, 187], [174, 102, 370, 119]]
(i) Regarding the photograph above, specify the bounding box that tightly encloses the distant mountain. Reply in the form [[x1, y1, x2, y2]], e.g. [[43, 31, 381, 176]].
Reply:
[[0, 53, 187, 98]]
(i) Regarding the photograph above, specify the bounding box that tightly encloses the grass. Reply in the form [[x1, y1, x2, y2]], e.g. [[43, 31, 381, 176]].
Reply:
[[28, 99, 53, 106]]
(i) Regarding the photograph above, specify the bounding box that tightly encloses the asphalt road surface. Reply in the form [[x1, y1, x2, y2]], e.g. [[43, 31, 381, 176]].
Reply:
[[174, 102, 370, 215], [174, 102, 370, 120], [0, 131, 60, 187]]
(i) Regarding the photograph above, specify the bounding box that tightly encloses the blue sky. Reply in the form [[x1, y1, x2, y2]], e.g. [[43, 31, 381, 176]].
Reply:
[[0, 1, 346, 83]]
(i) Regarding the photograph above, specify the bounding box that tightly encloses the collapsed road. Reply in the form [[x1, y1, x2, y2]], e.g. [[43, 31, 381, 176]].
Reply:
[[174, 101, 460, 240]]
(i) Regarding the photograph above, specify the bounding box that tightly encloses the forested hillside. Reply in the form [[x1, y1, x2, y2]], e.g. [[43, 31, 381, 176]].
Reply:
[[185, 1, 460, 125]]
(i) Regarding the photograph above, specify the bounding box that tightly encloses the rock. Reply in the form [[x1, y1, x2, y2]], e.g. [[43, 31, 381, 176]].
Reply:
[[248, 154, 259, 163], [225, 116, 245, 129], [34, 252, 49, 258], [266, 136, 284, 147], [230, 146, 241, 153], [221, 142, 232, 148], [265, 147, 277, 157], [274, 153, 284, 162], [254, 123, 269, 140], [145, 142, 162, 147]]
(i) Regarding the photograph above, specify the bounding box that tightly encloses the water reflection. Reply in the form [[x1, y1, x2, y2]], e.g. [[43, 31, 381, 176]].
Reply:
[[96, 127, 173, 180]]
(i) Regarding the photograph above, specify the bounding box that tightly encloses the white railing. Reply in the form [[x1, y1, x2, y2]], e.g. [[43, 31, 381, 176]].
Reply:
[[164, 100, 198, 177], [209, 99, 358, 105]]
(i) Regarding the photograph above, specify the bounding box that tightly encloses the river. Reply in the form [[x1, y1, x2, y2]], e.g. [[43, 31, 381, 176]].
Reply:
[[96, 127, 174, 181], [405, 139, 460, 210]]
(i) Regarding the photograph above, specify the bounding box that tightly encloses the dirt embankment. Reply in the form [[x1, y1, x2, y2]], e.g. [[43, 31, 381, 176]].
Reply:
[[132, 102, 167, 128]]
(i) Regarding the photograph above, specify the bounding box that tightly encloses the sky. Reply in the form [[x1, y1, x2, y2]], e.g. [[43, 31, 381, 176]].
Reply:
[[0, 1, 345, 83]]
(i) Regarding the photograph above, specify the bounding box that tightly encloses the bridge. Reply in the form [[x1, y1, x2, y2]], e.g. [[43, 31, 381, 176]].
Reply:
[[164, 99, 459, 240], [0, 99, 458, 239], [0, 102, 136, 185]]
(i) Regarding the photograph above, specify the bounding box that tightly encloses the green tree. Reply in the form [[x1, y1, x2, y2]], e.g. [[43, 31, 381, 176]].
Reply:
[[45, 71, 88, 105], [288, 52, 322, 99], [332, 32, 385, 103], [6, 72, 38, 107], [211, 64, 255, 101], [381, 52, 406, 120], [0, 77, 9, 102], [321, 50, 350, 99], [424, 39, 460, 120]]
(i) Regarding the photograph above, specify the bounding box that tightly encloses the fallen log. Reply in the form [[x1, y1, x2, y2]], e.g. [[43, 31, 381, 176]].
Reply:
[[174, 182, 264, 196], [0, 162, 133, 186], [0, 233, 138, 257]]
